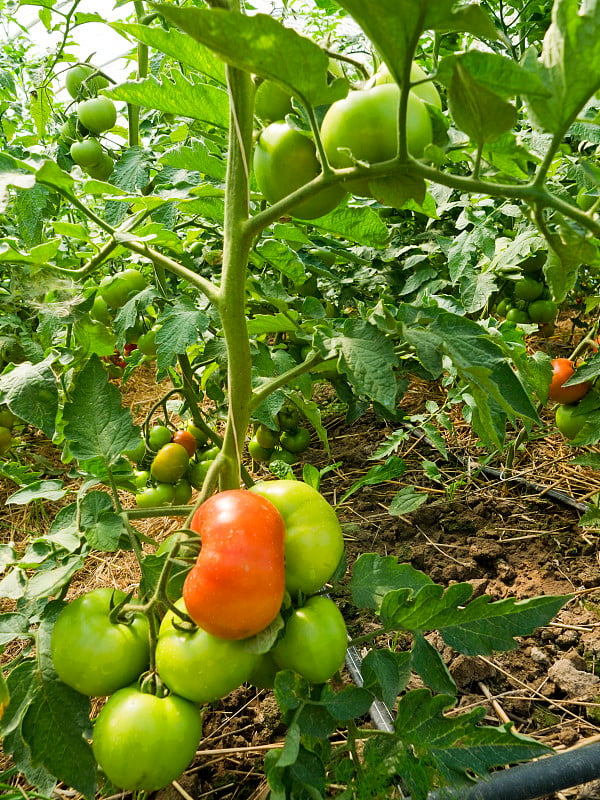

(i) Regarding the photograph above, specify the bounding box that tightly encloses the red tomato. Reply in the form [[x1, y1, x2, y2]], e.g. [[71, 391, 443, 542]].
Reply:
[[183, 490, 286, 639], [548, 358, 591, 404]]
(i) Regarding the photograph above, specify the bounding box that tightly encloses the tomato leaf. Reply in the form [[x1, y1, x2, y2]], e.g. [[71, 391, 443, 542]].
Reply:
[[63, 355, 142, 464], [411, 632, 457, 696], [320, 686, 374, 721], [108, 71, 230, 128], [437, 51, 550, 100], [388, 486, 427, 516], [350, 553, 433, 611], [150, 5, 348, 108], [359, 648, 412, 710], [522, 0, 600, 134], [0, 360, 58, 438], [448, 62, 517, 145]]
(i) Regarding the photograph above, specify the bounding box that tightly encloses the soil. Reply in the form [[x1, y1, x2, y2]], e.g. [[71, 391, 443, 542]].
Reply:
[[3, 365, 600, 800]]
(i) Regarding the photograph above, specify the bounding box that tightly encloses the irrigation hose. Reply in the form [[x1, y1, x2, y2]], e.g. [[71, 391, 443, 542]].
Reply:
[[343, 436, 598, 799]]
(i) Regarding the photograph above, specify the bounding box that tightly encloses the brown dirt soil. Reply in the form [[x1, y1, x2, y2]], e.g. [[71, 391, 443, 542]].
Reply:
[[3, 359, 600, 800]]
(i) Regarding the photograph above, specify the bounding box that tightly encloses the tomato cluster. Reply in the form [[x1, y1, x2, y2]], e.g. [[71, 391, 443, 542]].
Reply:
[[549, 358, 592, 440], [127, 422, 219, 507], [248, 408, 311, 465], [494, 255, 557, 329], [49, 481, 346, 792]]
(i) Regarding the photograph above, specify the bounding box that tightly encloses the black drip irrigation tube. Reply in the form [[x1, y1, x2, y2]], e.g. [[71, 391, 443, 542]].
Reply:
[[342, 436, 598, 799]]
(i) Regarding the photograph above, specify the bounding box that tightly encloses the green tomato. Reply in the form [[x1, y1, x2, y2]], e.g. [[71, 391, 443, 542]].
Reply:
[[77, 96, 117, 134], [172, 478, 193, 505], [506, 308, 531, 324], [98, 274, 132, 309], [555, 403, 587, 440], [269, 447, 298, 465], [155, 599, 260, 704], [65, 64, 109, 99], [187, 459, 214, 490], [133, 469, 150, 489], [577, 187, 597, 211], [255, 424, 280, 449], [0, 408, 17, 429], [321, 83, 433, 197], [248, 651, 279, 689], [272, 595, 347, 683], [148, 424, 172, 451], [92, 685, 202, 793], [280, 426, 311, 454], [85, 152, 114, 181], [50, 588, 149, 697], [527, 299, 557, 324], [135, 483, 175, 508], [495, 297, 512, 317], [151, 443, 190, 484], [254, 121, 347, 219], [70, 137, 103, 167], [186, 423, 209, 447], [248, 436, 273, 462], [277, 406, 300, 432], [514, 277, 544, 302], [58, 116, 78, 144], [198, 445, 220, 461], [255, 80, 293, 122], [249, 479, 345, 596], [0, 426, 11, 454], [370, 61, 442, 110], [89, 294, 112, 325], [137, 326, 160, 356]]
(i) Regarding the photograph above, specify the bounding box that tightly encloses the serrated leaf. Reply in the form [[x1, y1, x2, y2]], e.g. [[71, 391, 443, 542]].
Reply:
[[0, 360, 58, 438], [155, 297, 210, 372], [308, 204, 390, 248], [247, 314, 298, 335], [113, 22, 225, 84], [63, 355, 141, 463], [80, 492, 126, 552], [6, 480, 67, 505], [256, 239, 306, 284], [437, 51, 550, 99], [321, 686, 373, 721], [29, 85, 53, 139], [448, 61, 517, 145], [389, 486, 428, 516], [339, 456, 406, 506], [160, 139, 226, 181], [411, 632, 457, 695], [152, 5, 348, 108], [108, 71, 229, 128], [360, 649, 412, 709], [350, 553, 433, 611], [523, 0, 600, 134], [73, 317, 117, 358]]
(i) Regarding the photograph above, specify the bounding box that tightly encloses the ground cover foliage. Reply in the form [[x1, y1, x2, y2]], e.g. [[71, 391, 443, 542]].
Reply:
[[2, 0, 600, 798]]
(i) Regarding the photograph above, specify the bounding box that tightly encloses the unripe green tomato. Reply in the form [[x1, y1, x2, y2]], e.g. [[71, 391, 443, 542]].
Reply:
[[255, 424, 280, 449], [148, 424, 172, 451], [506, 308, 530, 324], [58, 117, 78, 144], [248, 436, 273, 462], [77, 96, 117, 134], [85, 152, 114, 181], [269, 447, 298, 465], [495, 297, 512, 317], [514, 277, 544, 302], [255, 80, 293, 122], [65, 64, 109, 99], [187, 459, 214, 490], [135, 483, 175, 508], [321, 83, 433, 197], [0, 408, 17, 429], [272, 595, 347, 684], [527, 299, 557, 324], [92, 686, 202, 793], [172, 479, 193, 505], [370, 61, 442, 110], [133, 469, 150, 489], [555, 403, 587, 440], [254, 121, 347, 219], [137, 329, 158, 356], [98, 274, 130, 309], [155, 599, 260, 704], [89, 294, 112, 325], [186, 423, 209, 447], [577, 187, 597, 211], [70, 137, 103, 167], [280, 426, 311, 454], [150, 443, 190, 484], [198, 445, 220, 461], [0, 426, 12, 454]]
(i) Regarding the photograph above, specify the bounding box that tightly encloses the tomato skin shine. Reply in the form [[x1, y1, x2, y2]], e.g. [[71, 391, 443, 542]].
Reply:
[[253, 121, 347, 219], [321, 83, 433, 197], [183, 490, 286, 639]]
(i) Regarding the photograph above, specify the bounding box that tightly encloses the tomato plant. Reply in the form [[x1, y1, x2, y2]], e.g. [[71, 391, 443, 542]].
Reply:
[[156, 600, 260, 703], [77, 96, 117, 134], [249, 480, 345, 596], [321, 83, 433, 196], [555, 403, 587, 439], [183, 490, 286, 639], [272, 595, 348, 684], [50, 588, 150, 697], [92, 685, 202, 792], [548, 358, 591, 404], [151, 442, 190, 484], [253, 121, 347, 219]]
